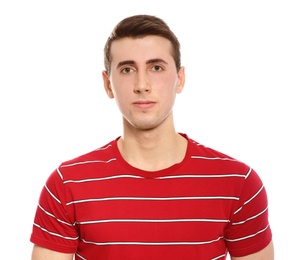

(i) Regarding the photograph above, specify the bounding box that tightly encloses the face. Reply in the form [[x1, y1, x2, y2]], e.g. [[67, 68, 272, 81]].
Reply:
[[102, 35, 185, 131]]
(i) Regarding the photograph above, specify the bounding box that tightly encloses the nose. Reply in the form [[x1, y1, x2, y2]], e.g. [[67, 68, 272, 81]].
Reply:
[[133, 71, 151, 94]]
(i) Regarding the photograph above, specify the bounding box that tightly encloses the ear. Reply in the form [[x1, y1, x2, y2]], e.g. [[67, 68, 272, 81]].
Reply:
[[102, 70, 114, 99], [176, 66, 185, 94]]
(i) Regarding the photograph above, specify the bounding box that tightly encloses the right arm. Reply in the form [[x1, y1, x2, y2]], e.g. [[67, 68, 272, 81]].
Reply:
[[31, 168, 78, 259], [31, 245, 74, 260]]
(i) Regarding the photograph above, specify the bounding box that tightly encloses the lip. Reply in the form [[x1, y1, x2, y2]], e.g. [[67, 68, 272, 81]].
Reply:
[[133, 100, 156, 109]]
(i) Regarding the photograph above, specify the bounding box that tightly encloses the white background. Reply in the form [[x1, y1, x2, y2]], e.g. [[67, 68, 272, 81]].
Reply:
[[1, 0, 302, 259]]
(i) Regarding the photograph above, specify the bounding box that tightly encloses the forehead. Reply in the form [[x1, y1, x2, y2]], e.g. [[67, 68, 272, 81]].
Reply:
[[110, 35, 174, 63]]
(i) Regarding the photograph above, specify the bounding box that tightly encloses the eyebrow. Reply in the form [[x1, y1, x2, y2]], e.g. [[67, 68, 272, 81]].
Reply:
[[146, 58, 168, 65], [116, 58, 168, 69]]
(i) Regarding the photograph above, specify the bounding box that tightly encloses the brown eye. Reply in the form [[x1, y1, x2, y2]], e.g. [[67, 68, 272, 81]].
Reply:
[[152, 65, 163, 71], [122, 67, 132, 73]]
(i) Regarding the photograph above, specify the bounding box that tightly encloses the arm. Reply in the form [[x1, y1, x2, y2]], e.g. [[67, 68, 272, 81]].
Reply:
[[31, 245, 74, 260], [231, 240, 274, 260]]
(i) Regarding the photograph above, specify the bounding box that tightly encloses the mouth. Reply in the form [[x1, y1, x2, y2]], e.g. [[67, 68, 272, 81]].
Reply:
[[133, 100, 156, 109]]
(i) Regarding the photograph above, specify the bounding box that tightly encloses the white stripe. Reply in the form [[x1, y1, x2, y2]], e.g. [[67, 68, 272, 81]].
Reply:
[[158, 174, 245, 179], [191, 155, 238, 161], [56, 167, 63, 180], [244, 185, 264, 206], [38, 204, 74, 226], [75, 253, 87, 260], [81, 236, 224, 246], [66, 196, 239, 205], [33, 223, 79, 240], [211, 254, 226, 260], [234, 184, 264, 215], [225, 224, 270, 242], [95, 144, 112, 151], [245, 167, 252, 179], [76, 218, 230, 225], [232, 207, 268, 225], [45, 185, 61, 204], [64, 174, 245, 184], [61, 158, 116, 168], [234, 206, 242, 215], [64, 174, 143, 184]]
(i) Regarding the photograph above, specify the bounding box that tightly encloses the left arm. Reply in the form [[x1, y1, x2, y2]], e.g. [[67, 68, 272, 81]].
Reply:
[[231, 240, 274, 260]]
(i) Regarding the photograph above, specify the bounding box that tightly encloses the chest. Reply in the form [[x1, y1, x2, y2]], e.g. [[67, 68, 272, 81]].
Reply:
[[66, 176, 240, 242]]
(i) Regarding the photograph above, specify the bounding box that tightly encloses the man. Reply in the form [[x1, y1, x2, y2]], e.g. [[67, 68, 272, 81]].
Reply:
[[30, 14, 274, 259]]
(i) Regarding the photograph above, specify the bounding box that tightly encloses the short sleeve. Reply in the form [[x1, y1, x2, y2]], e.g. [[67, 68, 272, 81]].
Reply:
[[30, 167, 79, 253], [224, 168, 272, 257]]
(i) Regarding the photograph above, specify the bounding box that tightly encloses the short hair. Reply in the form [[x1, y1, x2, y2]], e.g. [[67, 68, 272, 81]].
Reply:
[[104, 14, 181, 74]]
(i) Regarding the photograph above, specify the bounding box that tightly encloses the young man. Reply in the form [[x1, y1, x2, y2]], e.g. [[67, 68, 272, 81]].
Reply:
[[30, 15, 274, 259]]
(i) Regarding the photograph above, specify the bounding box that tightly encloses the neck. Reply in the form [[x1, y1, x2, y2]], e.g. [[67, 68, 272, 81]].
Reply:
[[117, 121, 187, 171]]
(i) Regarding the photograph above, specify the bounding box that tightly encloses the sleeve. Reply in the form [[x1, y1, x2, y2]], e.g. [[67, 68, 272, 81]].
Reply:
[[224, 168, 272, 257], [30, 167, 79, 253]]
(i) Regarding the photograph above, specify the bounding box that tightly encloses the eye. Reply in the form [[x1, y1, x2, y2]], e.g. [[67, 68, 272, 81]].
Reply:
[[152, 65, 163, 72], [121, 67, 134, 74]]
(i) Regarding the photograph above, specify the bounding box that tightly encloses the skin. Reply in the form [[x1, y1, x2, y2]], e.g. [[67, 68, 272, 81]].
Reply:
[[231, 241, 274, 259], [31, 35, 274, 259], [103, 35, 187, 171], [31, 245, 73, 260]]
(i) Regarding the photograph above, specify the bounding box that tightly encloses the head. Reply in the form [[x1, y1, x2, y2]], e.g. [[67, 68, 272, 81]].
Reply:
[[102, 15, 185, 132], [104, 14, 181, 75]]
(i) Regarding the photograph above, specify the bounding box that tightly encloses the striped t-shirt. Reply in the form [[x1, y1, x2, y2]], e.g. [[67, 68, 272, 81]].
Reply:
[[30, 134, 272, 260]]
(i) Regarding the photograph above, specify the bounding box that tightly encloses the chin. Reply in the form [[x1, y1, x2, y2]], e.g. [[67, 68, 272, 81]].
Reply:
[[130, 119, 160, 131], [125, 114, 167, 131], [134, 123, 158, 131]]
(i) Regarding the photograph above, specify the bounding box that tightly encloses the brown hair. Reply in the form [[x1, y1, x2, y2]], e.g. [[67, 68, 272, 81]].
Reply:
[[104, 14, 181, 74]]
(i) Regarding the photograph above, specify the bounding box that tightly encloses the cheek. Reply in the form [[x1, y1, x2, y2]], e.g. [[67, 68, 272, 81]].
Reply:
[[113, 93, 129, 114], [110, 77, 130, 97], [111, 83, 131, 109], [153, 72, 178, 90]]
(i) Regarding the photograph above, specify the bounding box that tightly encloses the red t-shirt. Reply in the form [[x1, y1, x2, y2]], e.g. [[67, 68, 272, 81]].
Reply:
[[30, 134, 272, 259]]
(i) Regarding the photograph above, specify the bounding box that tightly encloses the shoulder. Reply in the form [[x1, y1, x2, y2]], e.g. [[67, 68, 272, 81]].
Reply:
[[56, 139, 118, 180], [186, 136, 251, 176], [188, 135, 238, 161], [62, 140, 116, 165]]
